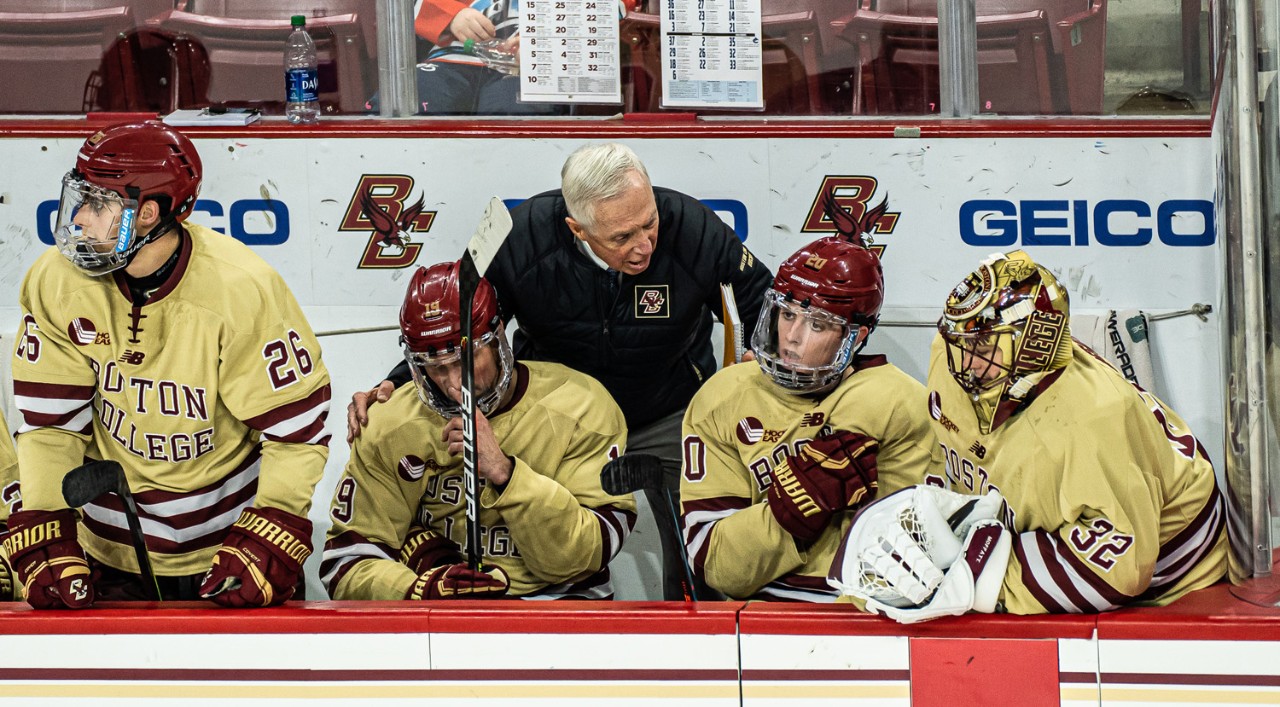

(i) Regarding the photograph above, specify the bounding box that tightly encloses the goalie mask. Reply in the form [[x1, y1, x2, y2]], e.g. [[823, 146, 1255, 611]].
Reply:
[[400, 261, 514, 418], [752, 236, 884, 394], [938, 250, 1072, 433], [54, 121, 202, 276]]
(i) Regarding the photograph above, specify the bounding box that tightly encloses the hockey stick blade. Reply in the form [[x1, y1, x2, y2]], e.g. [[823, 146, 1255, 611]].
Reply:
[[458, 196, 514, 569], [599, 453, 666, 495], [599, 454, 698, 601], [61, 459, 162, 601]]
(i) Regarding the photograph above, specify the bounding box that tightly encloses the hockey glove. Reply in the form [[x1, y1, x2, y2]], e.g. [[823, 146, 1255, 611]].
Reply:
[[3, 509, 93, 609], [200, 507, 312, 608], [828, 485, 1011, 624], [767, 430, 879, 543], [399, 526, 465, 576], [406, 562, 510, 600]]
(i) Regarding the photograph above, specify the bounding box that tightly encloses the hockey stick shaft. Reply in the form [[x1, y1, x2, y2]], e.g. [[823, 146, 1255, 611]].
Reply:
[[61, 460, 162, 601], [600, 453, 697, 602], [458, 249, 483, 570]]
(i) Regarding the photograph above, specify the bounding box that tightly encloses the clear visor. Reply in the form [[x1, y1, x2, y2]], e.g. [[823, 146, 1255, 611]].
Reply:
[[404, 328, 514, 418], [54, 172, 140, 276], [751, 289, 856, 394], [939, 319, 1018, 396]]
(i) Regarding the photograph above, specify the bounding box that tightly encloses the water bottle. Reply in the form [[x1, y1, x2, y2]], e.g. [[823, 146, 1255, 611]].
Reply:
[[463, 38, 519, 76], [285, 14, 320, 124]]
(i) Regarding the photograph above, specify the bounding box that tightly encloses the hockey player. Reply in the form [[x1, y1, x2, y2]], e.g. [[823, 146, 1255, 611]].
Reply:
[[5, 121, 331, 608], [0, 412, 20, 602], [679, 200, 938, 602], [831, 250, 1226, 622], [322, 261, 636, 600]]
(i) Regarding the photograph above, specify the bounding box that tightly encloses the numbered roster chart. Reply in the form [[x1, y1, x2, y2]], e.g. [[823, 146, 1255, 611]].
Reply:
[[519, 0, 622, 104], [660, 0, 763, 110]]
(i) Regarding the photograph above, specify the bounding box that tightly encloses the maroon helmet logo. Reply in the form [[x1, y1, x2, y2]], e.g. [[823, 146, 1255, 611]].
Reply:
[[68, 318, 97, 346], [736, 417, 764, 445], [398, 455, 427, 482]]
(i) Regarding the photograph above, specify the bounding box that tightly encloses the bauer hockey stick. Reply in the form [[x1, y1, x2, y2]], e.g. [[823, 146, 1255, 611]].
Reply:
[[458, 196, 514, 569], [62, 459, 161, 601], [600, 453, 698, 602]]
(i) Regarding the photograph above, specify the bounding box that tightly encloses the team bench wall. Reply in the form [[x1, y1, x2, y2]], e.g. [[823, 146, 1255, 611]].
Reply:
[[0, 584, 1275, 706]]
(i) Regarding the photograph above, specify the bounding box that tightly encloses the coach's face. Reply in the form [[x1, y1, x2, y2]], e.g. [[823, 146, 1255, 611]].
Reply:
[[566, 170, 659, 276]]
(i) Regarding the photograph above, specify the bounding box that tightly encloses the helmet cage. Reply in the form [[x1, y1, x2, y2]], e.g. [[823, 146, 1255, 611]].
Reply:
[[403, 327, 515, 418], [938, 319, 1021, 396], [751, 288, 857, 394], [54, 171, 146, 276]]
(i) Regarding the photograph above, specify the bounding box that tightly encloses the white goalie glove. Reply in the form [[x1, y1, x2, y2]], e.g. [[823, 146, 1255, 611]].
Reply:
[[828, 485, 1012, 624]]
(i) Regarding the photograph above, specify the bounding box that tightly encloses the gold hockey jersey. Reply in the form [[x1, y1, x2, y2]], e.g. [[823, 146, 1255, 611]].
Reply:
[[322, 361, 636, 600], [680, 356, 940, 602], [12, 224, 332, 576], [925, 335, 1226, 613], [0, 412, 17, 526]]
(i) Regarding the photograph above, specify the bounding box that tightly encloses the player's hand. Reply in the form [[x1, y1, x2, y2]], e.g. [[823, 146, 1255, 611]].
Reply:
[[400, 526, 464, 575], [767, 430, 878, 542], [347, 380, 395, 444], [448, 8, 496, 43], [828, 486, 1010, 624], [200, 507, 312, 608], [3, 509, 94, 609], [741, 350, 757, 363], [406, 562, 509, 600], [442, 409, 514, 487]]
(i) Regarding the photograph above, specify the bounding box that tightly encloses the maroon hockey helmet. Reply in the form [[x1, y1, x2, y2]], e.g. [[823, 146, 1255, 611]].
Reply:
[[54, 121, 203, 275], [751, 236, 885, 393], [399, 261, 514, 417]]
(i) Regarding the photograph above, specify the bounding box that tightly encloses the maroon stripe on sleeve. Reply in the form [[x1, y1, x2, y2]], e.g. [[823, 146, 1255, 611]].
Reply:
[[1013, 533, 1071, 613], [18, 406, 92, 430], [242, 385, 332, 433], [13, 380, 95, 400], [264, 414, 329, 445], [1033, 532, 1102, 611]]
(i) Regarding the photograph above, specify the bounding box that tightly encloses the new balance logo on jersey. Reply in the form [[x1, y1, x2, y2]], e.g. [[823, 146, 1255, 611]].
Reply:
[[969, 441, 987, 459], [635, 286, 670, 318], [118, 350, 145, 365], [801, 412, 826, 427]]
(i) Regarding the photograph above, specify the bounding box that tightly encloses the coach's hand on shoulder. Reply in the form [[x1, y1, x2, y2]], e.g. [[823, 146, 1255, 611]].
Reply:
[[767, 430, 879, 543], [347, 380, 396, 444], [3, 509, 94, 609], [406, 562, 509, 600], [200, 507, 312, 608]]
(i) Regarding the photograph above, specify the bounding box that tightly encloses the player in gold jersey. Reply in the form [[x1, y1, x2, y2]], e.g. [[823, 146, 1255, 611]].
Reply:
[[0, 412, 21, 601], [680, 199, 938, 602], [832, 250, 1225, 622], [322, 261, 635, 600], [6, 122, 331, 608]]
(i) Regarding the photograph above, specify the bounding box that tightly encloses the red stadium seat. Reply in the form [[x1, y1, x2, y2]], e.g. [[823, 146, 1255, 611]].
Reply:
[[0, 5, 138, 114], [833, 0, 1106, 115], [154, 1, 377, 114]]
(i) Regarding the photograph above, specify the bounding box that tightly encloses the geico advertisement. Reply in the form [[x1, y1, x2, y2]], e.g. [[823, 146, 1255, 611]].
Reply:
[[0, 135, 1215, 312]]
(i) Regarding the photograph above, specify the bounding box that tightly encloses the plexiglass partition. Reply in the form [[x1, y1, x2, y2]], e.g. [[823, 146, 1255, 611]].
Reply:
[[0, 0, 1211, 117]]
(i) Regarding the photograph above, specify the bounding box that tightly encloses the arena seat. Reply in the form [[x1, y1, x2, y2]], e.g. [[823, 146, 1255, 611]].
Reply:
[[833, 0, 1106, 115], [0, 5, 138, 114], [619, 9, 828, 115], [154, 1, 377, 114]]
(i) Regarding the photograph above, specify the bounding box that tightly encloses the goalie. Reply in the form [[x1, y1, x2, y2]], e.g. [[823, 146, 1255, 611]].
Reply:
[[830, 250, 1226, 622], [321, 261, 636, 600], [679, 205, 939, 602]]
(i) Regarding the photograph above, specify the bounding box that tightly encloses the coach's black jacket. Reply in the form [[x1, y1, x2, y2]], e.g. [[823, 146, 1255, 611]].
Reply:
[[390, 187, 772, 429]]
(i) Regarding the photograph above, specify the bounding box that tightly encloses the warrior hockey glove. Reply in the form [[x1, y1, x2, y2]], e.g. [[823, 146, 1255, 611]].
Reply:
[[406, 563, 510, 600], [767, 430, 879, 543], [828, 485, 1011, 624], [400, 526, 465, 575], [200, 507, 312, 608], [3, 509, 93, 609]]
